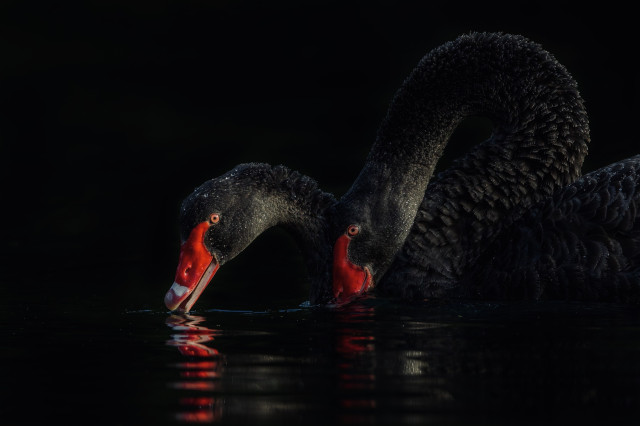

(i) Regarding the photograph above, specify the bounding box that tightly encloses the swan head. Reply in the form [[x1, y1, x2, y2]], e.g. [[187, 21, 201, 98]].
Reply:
[[165, 164, 281, 312], [329, 180, 418, 304], [166, 163, 336, 312], [329, 212, 405, 303]]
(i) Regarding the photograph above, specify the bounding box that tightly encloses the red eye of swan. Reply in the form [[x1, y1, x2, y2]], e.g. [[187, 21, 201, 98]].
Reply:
[[209, 213, 221, 224], [347, 225, 359, 237]]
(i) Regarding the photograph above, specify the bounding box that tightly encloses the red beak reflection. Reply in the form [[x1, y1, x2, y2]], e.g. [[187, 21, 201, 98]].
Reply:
[[165, 222, 219, 312], [166, 314, 223, 422]]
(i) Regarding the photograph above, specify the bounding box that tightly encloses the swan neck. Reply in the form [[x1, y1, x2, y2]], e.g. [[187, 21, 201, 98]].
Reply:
[[340, 32, 590, 281], [265, 170, 335, 301], [370, 33, 586, 177]]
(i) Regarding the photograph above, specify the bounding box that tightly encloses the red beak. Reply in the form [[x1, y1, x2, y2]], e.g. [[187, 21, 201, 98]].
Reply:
[[165, 221, 220, 312], [332, 234, 372, 302]]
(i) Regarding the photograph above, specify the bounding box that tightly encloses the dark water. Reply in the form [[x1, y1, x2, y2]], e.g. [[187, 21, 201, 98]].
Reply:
[[4, 293, 640, 425]]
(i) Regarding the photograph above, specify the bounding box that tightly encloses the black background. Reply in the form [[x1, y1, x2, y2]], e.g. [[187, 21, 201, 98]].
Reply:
[[2, 1, 638, 311]]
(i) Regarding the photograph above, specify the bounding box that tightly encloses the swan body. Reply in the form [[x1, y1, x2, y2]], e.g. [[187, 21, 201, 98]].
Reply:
[[376, 156, 640, 303], [460, 157, 640, 302], [165, 32, 640, 311]]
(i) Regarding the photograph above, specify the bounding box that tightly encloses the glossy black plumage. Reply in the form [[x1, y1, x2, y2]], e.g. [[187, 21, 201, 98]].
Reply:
[[172, 32, 639, 307], [370, 35, 638, 304], [465, 157, 640, 302]]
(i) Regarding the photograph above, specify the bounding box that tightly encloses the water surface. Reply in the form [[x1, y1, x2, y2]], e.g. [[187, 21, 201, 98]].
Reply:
[[4, 296, 640, 425]]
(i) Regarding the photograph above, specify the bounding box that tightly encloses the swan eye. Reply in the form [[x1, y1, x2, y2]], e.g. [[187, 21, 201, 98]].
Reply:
[[209, 213, 221, 224], [347, 225, 360, 237]]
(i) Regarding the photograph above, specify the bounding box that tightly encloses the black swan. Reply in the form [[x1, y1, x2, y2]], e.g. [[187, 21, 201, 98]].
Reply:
[[164, 164, 336, 311], [165, 32, 639, 312]]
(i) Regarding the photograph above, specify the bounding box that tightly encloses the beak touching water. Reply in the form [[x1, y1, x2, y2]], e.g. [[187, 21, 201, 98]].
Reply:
[[165, 221, 219, 312], [332, 234, 372, 303]]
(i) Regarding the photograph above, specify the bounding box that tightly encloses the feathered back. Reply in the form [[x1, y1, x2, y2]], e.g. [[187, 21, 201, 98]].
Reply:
[[467, 156, 640, 303]]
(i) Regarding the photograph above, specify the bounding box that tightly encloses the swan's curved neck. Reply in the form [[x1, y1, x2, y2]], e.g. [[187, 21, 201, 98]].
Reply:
[[263, 168, 336, 302], [341, 33, 589, 280]]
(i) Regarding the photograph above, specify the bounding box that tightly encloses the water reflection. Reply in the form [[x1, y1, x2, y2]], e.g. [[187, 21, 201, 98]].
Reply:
[[332, 299, 459, 423], [157, 302, 640, 425], [335, 303, 377, 419], [166, 314, 223, 423]]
